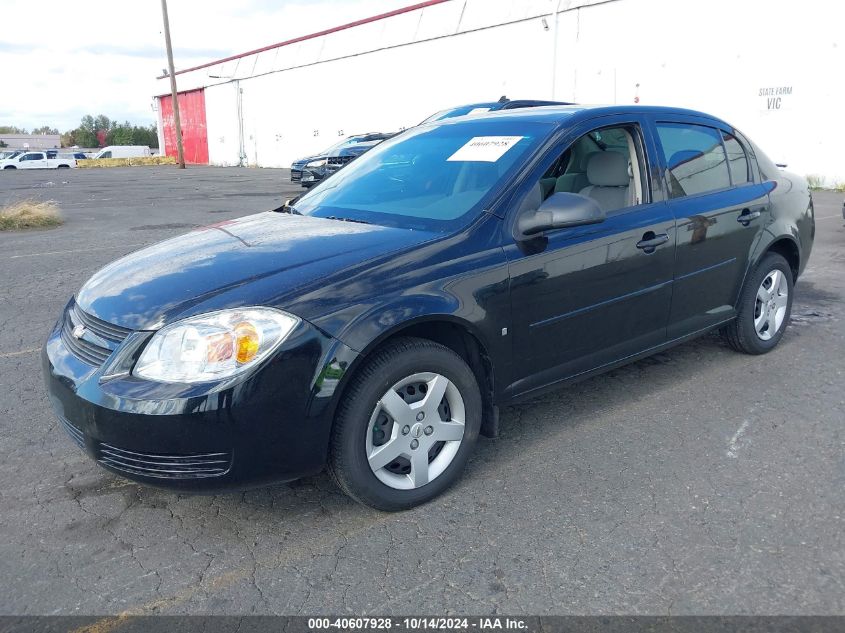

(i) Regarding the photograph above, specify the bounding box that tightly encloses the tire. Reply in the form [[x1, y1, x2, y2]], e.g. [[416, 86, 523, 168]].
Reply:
[[724, 253, 794, 354], [57, 164, 70, 169], [3, 166, 16, 170], [328, 337, 482, 511]]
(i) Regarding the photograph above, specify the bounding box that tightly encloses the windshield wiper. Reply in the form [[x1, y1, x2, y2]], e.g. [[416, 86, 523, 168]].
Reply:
[[326, 216, 372, 225], [273, 199, 301, 214]]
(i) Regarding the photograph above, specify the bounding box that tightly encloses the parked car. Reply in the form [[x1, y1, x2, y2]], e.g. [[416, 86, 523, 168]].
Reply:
[[93, 145, 151, 159], [0, 150, 25, 160], [44, 105, 814, 510], [419, 96, 571, 124], [1, 151, 76, 169], [291, 133, 394, 188]]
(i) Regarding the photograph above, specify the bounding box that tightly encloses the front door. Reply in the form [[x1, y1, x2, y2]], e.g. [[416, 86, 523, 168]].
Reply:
[[20, 153, 46, 169], [504, 117, 676, 399], [651, 120, 771, 338]]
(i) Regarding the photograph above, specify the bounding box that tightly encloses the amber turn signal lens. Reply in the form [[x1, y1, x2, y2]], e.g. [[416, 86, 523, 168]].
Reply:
[[234, 322, 260, 363]]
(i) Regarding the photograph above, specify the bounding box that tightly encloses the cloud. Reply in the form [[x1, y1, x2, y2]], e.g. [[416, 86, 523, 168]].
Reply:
[[1, 0, 402, 131], [79, 44, 233, 59]]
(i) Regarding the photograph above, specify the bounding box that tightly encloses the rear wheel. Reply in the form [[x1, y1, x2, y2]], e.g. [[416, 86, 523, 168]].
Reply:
[[724, 252, 793, 354], [328, 337, 481, 511]]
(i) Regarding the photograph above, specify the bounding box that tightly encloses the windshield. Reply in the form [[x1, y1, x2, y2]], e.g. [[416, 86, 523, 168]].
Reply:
[[293, 119, 555, 231], [320, 136, 367, 154]]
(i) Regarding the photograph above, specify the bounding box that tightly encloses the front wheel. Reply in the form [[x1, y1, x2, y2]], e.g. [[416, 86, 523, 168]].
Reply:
[[3, 166, 16, 170], [328, 337, 482, 511], [724, 252, 793, 354]]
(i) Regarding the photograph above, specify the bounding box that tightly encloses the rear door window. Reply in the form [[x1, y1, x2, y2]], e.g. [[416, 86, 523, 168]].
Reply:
[[656, 123, 731, 198]]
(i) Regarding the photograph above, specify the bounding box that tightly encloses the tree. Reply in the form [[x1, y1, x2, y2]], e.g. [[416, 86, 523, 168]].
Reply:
[[64, 115, 158, 149], [0, 125, 28, 134], [31, 126, 59, 135], [73, 115, 98, 147], [106, 121, 135, 146]]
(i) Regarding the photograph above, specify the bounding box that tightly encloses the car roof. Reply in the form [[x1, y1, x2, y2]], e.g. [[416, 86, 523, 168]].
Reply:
[[429, 104, 731, 128]]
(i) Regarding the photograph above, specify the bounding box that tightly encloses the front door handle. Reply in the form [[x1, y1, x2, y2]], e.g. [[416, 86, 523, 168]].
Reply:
[[737, 208, 761, 225], [636, 232, 670, 253]]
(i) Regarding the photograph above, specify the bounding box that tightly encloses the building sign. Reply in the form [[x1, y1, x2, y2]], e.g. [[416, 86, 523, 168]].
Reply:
[[759, 86, 792, 110]]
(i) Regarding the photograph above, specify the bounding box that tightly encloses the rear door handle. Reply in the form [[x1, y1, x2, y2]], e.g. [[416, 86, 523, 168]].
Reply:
[[636, 232, 670, 253], [737, 208, 761, 225]]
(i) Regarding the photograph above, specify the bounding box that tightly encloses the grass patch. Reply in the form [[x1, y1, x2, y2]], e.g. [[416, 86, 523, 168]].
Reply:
[[0, 199, 63, 231]]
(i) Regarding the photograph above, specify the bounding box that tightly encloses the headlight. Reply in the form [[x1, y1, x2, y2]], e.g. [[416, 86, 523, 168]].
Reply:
[[134, 308, 299, 383], [305, 159, 327, 169]]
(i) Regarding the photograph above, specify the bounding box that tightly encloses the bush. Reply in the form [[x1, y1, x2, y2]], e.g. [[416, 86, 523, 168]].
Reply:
[[806, 174, 826, 190]]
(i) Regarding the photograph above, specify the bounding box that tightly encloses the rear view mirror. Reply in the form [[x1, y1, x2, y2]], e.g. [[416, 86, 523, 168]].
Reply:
[[517, 192, 605, 237]]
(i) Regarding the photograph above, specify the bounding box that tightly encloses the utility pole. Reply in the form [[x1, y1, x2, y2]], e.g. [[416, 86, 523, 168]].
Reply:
[[161, 0, 185, 168]]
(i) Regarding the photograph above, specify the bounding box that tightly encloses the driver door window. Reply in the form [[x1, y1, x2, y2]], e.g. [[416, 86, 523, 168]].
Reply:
[[521, 125, 649, 218]]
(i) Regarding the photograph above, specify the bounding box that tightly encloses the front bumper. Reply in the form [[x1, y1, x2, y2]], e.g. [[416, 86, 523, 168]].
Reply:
[[42, 302, 354, 492]]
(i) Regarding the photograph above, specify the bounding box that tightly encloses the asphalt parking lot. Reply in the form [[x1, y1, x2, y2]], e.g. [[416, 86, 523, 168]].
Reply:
[[0, 167, 843, 617]]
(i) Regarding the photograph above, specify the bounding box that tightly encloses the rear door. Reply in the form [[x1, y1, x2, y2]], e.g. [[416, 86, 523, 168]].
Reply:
[[650, 118, 771, 338], [503, 114, 677, 398]]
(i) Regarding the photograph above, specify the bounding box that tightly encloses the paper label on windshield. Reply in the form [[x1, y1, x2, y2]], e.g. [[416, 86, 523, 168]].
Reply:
[[447, 136, 524, 162]]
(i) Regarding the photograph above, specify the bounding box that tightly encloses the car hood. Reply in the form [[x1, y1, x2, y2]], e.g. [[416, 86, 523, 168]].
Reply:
[[76, 213, 435, 330], [291, 154, 323, 168]]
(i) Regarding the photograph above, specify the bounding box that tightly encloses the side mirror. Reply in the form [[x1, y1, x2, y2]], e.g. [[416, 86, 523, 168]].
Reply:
[[517, 192, 606, 237]]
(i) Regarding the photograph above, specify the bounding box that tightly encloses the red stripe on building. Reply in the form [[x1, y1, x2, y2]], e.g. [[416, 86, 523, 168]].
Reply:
[[156, 0, 452, 79]]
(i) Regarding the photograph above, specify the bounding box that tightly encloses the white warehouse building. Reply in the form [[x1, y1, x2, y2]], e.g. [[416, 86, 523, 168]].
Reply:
[[154, 0, 845, 184]]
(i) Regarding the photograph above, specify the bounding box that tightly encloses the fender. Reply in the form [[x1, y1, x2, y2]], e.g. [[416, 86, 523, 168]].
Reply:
[[304, 307, 503, 448], [748, 170, 813, 280]]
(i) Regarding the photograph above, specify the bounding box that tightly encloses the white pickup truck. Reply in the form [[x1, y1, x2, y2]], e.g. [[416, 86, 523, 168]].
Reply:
[[0, 151, 76, 170]]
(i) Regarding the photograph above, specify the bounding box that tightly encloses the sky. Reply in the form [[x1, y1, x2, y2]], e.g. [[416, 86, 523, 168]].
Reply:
[[0, 0, 401, 133]]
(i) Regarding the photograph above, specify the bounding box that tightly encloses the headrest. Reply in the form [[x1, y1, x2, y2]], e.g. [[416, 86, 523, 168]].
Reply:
[[586, 151, 629, 187], [580, 151, 599, 171]]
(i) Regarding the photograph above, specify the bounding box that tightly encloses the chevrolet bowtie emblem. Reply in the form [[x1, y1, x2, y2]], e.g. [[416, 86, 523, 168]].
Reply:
[[72, 324, 86, 339]]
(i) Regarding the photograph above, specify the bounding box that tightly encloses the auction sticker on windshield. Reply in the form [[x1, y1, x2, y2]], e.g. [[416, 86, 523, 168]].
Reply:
[[447, 136, 524, 162]]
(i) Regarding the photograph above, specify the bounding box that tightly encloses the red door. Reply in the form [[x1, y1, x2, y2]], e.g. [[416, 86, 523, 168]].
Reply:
[[159, 89, 209, 164]]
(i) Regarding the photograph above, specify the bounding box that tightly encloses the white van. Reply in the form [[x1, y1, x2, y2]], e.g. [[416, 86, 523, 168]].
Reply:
[[93, 146, 152, 159]]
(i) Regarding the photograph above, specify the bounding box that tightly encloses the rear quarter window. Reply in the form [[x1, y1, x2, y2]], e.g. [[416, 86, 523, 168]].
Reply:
[[722, 131, 750, 185]]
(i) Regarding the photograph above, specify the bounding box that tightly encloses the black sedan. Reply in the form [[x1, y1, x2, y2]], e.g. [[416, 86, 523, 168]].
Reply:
[[291, 133, 394, 188], [44, 105, 814, 510]]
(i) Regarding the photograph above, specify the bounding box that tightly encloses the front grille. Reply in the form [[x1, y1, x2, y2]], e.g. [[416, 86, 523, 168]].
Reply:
[[60, 302, 132, 367], [70, 303, 133, 343], [97, 443, 232, 480], [290, 169, 302, 181], [327, 155, 355, 166], [59, 416, 85, 450]]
